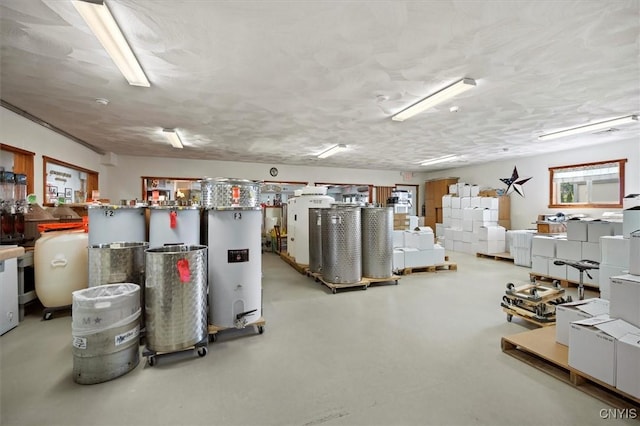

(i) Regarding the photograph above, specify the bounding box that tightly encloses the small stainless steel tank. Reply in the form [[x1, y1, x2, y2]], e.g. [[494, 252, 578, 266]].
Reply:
[[321, 205, 362, 284], [361, 207, 393, 278], [308, 208, 326, 274]]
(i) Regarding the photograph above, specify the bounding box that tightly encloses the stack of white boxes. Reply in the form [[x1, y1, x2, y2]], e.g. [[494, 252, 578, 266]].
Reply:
[[566, 216, 640, 398], [599, 236, 630, 300], [441, 182, 501, 254], [530, 235, 559, 276], [391, 227, 445, 271], [474, 223, 506, 255], [507, 230, 535, 267]]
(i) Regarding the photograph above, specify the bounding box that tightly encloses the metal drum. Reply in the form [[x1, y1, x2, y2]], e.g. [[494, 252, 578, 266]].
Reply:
[[145, 245, 208, 352], [308, 208, 326, 274], [200, 178, 261, 209], [148, 206, 201, 248], [72, 283, 141, 384], [88, 242, 148, 287], [361, 207, 393, 279], [321, 205, 362, 284], [88, 205, 146, 245]]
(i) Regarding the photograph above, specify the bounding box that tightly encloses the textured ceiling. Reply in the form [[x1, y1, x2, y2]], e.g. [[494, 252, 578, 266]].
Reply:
[[1, 0, 639, 172]]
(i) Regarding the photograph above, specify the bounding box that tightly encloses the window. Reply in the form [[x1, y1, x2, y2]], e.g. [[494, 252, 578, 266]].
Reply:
[[43, 156, 98, 205], [548, 159, 626, 208]]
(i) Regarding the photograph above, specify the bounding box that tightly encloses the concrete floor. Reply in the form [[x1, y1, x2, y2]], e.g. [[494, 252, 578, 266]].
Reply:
[[0, 251, 633, 426]]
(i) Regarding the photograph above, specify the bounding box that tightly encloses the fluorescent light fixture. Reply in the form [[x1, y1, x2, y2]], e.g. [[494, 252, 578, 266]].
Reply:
[[72, 0, 150, 87], [419, 154, 458, 166], [163, 129, 183, 149], [538, 115, 638, 141], [318, 144, 347, 159], [392, 78, 476, 122]]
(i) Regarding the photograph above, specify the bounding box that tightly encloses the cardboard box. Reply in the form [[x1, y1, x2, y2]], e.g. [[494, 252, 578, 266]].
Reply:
[[477, 240, 505, 254], [393, 249, 405, 270], [433, 244, 446, 264], [462, 207, 475, 221], [616, 333, 640, 399], [444, 228, 454, 241], [630, 231, 640, 275], [623, 194, 640, 210], [471, 208, 491, 222], [471, 196, 482, 208], [443, 216, 452, 227], [462, 220, 473, 232], [451, 208, 462, 219], [532, 236, 557, 258], [408, 216, 419, 230], [453, 229, 464, 241], [612, 221, 623, 236], [463, 231, 473, 243], [567, 267, 599, 287], [581, 241, 601, 263], [451, 218, 462, 229], [568, 316, 640, 387], [442, 195, 452, 208], [448, 184, 458, 195], [623, 207, 640, 238], [548, 259, 567, 280], [460, 185, 471, 197], [481, 197, 499, 209], [404, 230, 434, 250], [478, 225, 506, 241], [610, 274, 640, 328], [556, 239, 582, 262], [463, 242, 474, 254], [587, 221, 614, 243], [567, 220, 588, 242], [532, 255, 549, 275], [600, 236, 630, 268], [460, 197, 471, 209], [556, 298, 610, 346], [443, 207, 452, 218], [435, 223, 445, 238], [444, 239, 454, 251], [490, 209, 499, 222], [470, 185, 480, 197], [392, 230, 405, 248], [403, 248, 424, 268], [598, 265, 627, 301]]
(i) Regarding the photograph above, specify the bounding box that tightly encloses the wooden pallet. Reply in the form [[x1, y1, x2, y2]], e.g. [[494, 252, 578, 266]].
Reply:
[[399, 262, 457, 275], [529, 273, 600, 290], [307, 272, 399, 293], [279, 252, 309, 275], [363, 275, 401, 287], [501, 327, 640, 410], [502, 306, 556, 327], [208, 317, 266, 341], [476, 252, 514, 262]]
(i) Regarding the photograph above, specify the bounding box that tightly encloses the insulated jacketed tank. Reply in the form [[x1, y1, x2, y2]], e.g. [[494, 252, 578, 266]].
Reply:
[[145, 245, 208, 352], [308, 207, 327, 274], [361, 207, 393, 278], [203, 178, 262, 328], [148, 205, 200, 248], [88, 205, 146, 245], [321, 204, 362, 284], [286, 186, 334, 265]]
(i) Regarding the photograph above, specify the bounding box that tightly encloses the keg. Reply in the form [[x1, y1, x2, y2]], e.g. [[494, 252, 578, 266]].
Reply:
[[321, 205, 362, 284], [308, 208, 326, 273], [145, 245, 208, 352], [88, 205, 146, 245], [72, 283, 141, 384], [361, 207, 393, 278]]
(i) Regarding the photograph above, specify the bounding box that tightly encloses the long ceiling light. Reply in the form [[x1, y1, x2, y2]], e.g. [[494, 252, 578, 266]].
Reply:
[[72, 0, 150, 87], [538, 115, 638, 141], [318, 144, 347, 159], [392, 78, 476, 122], [419, 154, 458, 166], [163, 129, 183, 149]]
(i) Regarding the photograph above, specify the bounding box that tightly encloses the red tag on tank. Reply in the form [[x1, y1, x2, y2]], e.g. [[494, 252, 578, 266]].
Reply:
[[177, 259, 190, 283], [232, 186, 240, 204], [170, 211, 177, 229]]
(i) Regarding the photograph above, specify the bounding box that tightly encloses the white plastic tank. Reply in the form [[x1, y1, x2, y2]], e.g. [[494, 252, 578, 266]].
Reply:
[[35, 231, 88, 308], [88, 205, 146, 245], [148, 206, 201, 248], [286, 186, 334, 264]]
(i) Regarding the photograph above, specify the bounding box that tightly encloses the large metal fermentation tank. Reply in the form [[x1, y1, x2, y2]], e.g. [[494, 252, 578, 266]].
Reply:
[[88, 242, 148, 287], [144, 245, 208, 352], [361, 207, 393, 278], [308, 207, 327, 274], [321, 205, 362, 284], [204, 178, 262, 328], [148, 205, 200, 248], [286, 186, 334, 264], [88, 205, 146, 245]]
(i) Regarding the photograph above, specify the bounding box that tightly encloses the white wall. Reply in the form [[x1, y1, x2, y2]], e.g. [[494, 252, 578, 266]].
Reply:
[[0, 107, 109, 203], [109, 155, 425, 202], [423, 138, 640, 230]]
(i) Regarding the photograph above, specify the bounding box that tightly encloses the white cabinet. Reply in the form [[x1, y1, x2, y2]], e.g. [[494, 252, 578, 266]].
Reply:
[[1, 257, 19, 335]]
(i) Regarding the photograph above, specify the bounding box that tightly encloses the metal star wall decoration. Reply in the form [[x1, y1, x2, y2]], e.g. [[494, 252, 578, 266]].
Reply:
[[500, 166, 532, 197]]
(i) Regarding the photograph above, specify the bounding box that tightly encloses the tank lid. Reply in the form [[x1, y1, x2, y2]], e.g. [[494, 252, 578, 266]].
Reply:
[[200, 177, 262, 186], [88, 204, 146, 209], [148, 205, 200, 210]]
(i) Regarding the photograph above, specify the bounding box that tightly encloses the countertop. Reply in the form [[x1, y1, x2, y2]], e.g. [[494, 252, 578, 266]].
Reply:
[[0, 246, 25, 261]]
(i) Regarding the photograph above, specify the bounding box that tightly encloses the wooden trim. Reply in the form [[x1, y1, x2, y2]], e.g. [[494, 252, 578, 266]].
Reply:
[[43, 156, 98, 175], [141, 175, 201, 181], [548, 158, 626, 208], [0, 143, 35, 156], [43, 156, 98, 205]]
